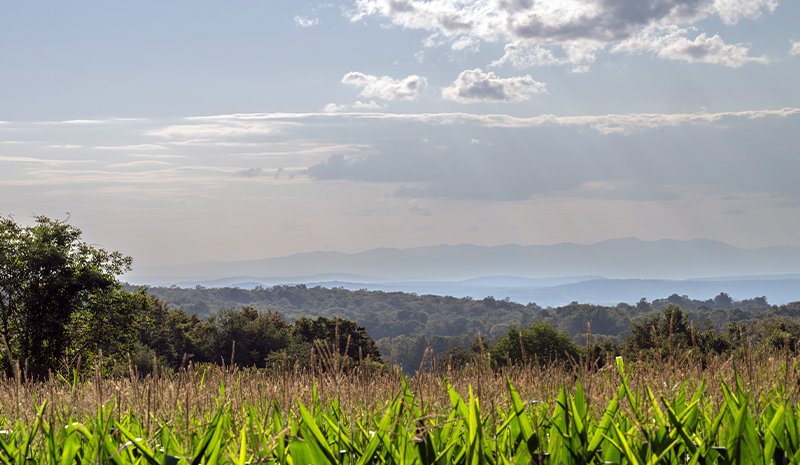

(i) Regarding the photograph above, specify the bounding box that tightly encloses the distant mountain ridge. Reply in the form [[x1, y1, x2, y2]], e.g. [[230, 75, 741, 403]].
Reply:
[[126, 237, 800, 282]]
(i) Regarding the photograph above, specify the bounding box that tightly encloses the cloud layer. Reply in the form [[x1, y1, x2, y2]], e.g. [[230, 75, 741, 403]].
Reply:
[[348, 0, 775, 68]]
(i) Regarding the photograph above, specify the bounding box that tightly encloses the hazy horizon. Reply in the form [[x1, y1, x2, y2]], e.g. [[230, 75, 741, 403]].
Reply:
[[2, 1, 799, 270], [127, 236, 800, 267]]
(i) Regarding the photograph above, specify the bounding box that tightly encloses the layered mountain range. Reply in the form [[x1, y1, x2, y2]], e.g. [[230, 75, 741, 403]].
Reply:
[[125, 238, 800, 306]]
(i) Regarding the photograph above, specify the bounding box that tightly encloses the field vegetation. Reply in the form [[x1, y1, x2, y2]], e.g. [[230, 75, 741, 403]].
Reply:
[[6, 215, 800, 463], [2, 338, 800, 464]]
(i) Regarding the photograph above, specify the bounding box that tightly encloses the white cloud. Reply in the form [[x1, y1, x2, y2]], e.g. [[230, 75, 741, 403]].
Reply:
[[791, 40, 800, 57], [323, 103, 346, 113], [341, 72, 426, 101], [348, 0, 776, 68], [129, 154, 187, 159], [613, 26, 768, 67], [294, 16, 320, 27], [422, 33, 445, 48], [713, 0, 777, 25], [38, 119, 107, 125], [94, 144, 167, 150], [490, 40, 602, 71], [36, 118, 146, 125], [146, 121, 298, 140], [323, 100, 387, 113], [0, 156, 95, 166], [451, 36, 479, 52], [184, 106, 800, 135], [106, 160, 174, 168], [441, 68, 547, 103]]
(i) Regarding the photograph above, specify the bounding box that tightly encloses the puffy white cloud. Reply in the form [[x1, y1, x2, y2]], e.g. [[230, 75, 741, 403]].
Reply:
[[294, 16, 320, 27], [489, 40, 602, 71], [613, 26, 768, 67], [441, 68, 547, 103], [713, 0, 777, 25], [490, 42, 561, 68], [791, 40, 800, 57], [348, 0, 775, 68], [342, 72, 426, 101]]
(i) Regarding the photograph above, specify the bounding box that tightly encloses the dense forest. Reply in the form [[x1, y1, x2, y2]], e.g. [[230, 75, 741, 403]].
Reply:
[[127, 282, 800, 373], [127, 283, 774, 340]]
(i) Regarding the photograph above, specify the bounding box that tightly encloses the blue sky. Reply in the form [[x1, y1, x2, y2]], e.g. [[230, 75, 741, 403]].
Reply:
[[1, 0, 799, 268]]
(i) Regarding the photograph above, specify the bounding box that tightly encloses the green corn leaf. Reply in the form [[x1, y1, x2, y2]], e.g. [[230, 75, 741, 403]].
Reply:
[[58, 433, 81, 465], [189, 405, 226, 465], [645, 438, 682, 465], [608, 423, 642, 465], [663, 398, 699, 457], [0, 439, 16, 465], [20, 401, 47, 463], [573, 380, 587, 422], [355, 403, 398, 465], [588, 396, 618, 451], [235, 425, 248, 465], [115, 423, 160, 465], [298, 399, 338, 464], [505, 377, 538, 457], [287, 438, 316, 465], [785, 403, 799, 452], [727, 390, 751, 464], [324, 414, 359, 457], [204, 425, 224, 465], [764, 403, 786, 464], [447, 379, 469, 420]]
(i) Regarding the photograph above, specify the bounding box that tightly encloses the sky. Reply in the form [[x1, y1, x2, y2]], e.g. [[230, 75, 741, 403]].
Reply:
[[1, 0, 799, 269]]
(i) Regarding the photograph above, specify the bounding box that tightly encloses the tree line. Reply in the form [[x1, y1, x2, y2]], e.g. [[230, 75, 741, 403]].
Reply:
[[133, 283, 774, 343], [4, 214, 800, 378]]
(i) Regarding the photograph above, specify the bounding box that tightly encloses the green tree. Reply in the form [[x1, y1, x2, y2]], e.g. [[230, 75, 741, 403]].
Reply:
[[136, 296, 209, 370], [292, 316, 382, 362], [0, 215, 148, 376], [623, 305, 730, 361], [270, 316, 383, 370], [490, 322, 580, 368], [206, 306, 291, 368]]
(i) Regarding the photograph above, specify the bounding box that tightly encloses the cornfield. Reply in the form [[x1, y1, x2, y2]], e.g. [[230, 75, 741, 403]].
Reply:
[[1, 349, 800, 464]]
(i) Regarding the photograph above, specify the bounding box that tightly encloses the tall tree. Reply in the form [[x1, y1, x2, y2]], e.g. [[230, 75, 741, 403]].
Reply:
[[490, 322, 580, 368], [0, 215, 149, 377]]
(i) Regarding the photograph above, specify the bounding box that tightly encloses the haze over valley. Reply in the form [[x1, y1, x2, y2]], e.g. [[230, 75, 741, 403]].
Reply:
[[125, 238, 800, 306]]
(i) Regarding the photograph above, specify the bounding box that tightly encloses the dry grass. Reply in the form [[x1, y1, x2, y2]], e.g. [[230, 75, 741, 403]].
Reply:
[[1, 345, 796, 432]]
